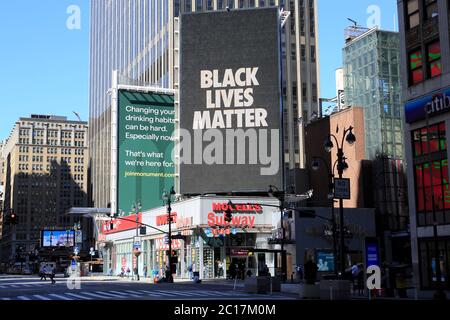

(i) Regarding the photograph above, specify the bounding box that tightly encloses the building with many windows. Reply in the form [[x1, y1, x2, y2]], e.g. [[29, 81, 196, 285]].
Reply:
[[340, 27, 410, 268], [0, 115, 90, 264], [398, 0, 450, 294], [89, 0, 320, 209]]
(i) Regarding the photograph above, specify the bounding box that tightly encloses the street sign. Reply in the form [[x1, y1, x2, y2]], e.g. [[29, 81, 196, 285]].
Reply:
[[334, 178, 351, 199], [75, 230, 82, 243], [133, 242, 141, 250]]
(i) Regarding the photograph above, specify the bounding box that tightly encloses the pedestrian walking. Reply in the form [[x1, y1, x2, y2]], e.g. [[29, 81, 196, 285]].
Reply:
[[143, 265, 147, 278], [39, 265, 47, 281], [218, 261, 224, 278], [49, 266, 56, 284]]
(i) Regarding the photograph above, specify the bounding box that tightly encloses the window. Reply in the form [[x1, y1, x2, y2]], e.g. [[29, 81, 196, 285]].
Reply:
[[406, 0, 420, 29], [208, 0, 214, 10], [196, 0, 202, 11], [424, 0, 438, 20], [238, 0, 245, 8], [302, 83, 307, 102], [174, 0, 180, 16], [412, 123, 447, 157], [227, 0, 234, 9], [217, 0, 223, 9], [310, 46, 316, 62], [249, 0, 255, 7], [427, 41, 442, 78], [413, 123, 450, 226], [419, 238, 450, 289], [301, 45, 306, 61], [409, 48, 423, 85], [312, 84, 317, 101], [185, 0, 192, 12]]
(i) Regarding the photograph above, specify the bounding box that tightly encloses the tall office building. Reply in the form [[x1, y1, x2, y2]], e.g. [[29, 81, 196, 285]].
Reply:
[[89, 0, 320, 209], [398, 0, 450, 294], [0, 115, 89, 263], [344, 28, 404, 160], [342, 27, 410, 266]]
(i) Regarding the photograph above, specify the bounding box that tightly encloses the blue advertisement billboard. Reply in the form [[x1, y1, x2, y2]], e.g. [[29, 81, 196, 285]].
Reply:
[[405, 86, 450, 123], [41, 230, 75, 247], [316, 250, 335, 272]]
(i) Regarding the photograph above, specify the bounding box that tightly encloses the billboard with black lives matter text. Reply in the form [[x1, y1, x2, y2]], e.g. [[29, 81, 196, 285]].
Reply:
[[179, 8, 283, 195], [116, 90, 175, 215]]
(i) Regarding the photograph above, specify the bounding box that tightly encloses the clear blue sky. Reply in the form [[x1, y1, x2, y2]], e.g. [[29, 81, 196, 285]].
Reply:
[[0, 0, 89, 140], [0, 0, 398, 141]]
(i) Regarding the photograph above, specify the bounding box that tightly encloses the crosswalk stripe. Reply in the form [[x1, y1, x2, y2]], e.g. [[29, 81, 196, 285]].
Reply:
[[135, 290, 165, 297], [17, 296, 31, 300], [65, 292, 92, 300], [48, 294, 72, 301], [33, 295, 51, 300], [94, 291, 128, 298], [81, 292, 111, 299], [198, 291, 225, 296], [124, 290, 144, 295], [109, 290, 142, 297], [192, 290, 246, 297], [151, 290, 179, 296], [175, 290, 204, 296]]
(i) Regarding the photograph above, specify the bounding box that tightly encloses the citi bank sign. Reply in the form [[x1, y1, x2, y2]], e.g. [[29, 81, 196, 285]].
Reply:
[[405, 86, 450, 123]]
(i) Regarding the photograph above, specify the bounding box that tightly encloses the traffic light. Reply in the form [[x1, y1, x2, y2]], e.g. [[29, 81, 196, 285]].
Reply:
[[224, 200, 233, 222], [9, 211, 17, 225]]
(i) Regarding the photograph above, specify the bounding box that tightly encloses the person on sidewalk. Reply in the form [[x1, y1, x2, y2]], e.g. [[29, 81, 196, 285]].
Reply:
[[39, 265, 47, 281], [143, 265, 147, 278], [49, 266, 56, 284]]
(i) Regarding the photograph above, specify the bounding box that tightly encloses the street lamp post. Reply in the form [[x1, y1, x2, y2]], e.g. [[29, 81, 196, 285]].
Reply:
[[268, 185, 287, 282], [162, 187, 176, 283], [323, 126, 356, 278], [131, 202, 142, 281], [311, 156, 339, 278]]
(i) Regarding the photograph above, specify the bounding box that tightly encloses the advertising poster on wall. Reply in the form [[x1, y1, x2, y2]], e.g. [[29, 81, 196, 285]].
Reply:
[[316, 250, 335, 272], [116, 90, 175, 215], [179, 8, 283, 195]]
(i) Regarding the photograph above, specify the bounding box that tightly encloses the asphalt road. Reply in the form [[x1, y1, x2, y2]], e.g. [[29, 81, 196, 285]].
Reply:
[[0, 275, 298, 301]]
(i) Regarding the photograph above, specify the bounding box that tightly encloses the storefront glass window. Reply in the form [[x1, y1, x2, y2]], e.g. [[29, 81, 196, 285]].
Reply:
[[419, 238, 450, 290]]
